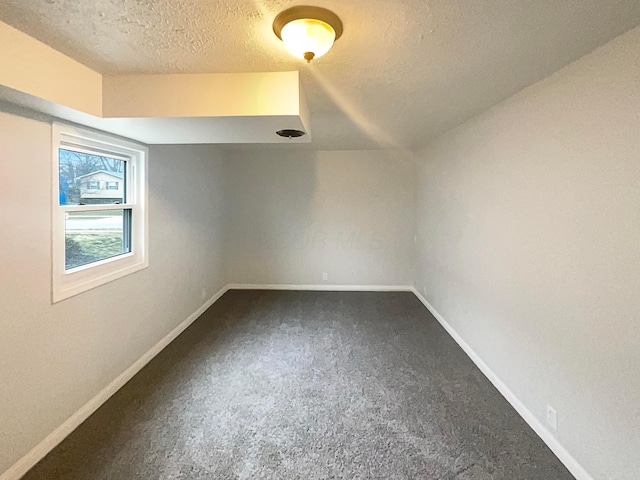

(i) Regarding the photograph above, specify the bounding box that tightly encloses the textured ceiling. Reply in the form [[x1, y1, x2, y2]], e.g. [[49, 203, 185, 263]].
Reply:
[[2, 0, 640, 149]]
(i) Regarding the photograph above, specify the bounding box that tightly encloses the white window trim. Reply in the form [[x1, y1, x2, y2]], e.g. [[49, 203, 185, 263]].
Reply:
[[52, 123, 148, 303]]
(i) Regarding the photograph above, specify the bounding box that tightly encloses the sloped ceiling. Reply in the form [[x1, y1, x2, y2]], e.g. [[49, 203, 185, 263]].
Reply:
[[1, 0, 640, 149]]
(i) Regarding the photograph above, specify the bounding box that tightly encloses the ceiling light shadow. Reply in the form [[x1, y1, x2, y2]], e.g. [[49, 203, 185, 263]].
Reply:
[[306, 65, 402, 149]]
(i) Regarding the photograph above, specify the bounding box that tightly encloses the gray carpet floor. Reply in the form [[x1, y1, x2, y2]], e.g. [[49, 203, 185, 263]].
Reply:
[[22, 291, 574, 479]]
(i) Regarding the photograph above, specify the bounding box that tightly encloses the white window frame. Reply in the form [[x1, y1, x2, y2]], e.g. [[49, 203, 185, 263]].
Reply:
[[52, 123, 148, 303]]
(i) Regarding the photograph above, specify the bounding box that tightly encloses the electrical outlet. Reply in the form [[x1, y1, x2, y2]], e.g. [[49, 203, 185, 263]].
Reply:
[[414, 235, 418, 245], [322, 272, 328, 282], [546, 405, 557, 430], [201, 288, 207, 300]]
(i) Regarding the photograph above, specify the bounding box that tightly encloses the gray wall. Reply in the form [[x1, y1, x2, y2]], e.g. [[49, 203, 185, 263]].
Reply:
[[414, 26, 640, 480], [0, 126, 416, 475], [0, 112, 228, 474], [223, 149, 416, 286], [3, 24, 640, 480]]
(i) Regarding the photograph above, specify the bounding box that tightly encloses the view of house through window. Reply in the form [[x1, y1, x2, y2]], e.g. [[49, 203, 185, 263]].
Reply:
[[52, 123, 147, 302], [59, 149, 131, 269]]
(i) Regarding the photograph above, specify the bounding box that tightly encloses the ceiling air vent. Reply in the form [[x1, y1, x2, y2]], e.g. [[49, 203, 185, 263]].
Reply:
[[276, 129, 306, 138]]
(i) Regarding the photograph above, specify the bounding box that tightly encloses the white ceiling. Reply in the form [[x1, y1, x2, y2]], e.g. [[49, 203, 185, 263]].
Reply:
[[1, 0, 640, 150]]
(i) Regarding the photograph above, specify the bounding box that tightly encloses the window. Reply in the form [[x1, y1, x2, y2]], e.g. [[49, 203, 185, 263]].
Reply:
[[52, 123, 148, 302]]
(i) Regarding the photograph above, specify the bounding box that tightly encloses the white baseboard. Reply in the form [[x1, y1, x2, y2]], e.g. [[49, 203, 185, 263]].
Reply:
[[0, 285, 230, 480], [4, 284, 590, 480], [2, 282, 410, 479], [410, 287, 593, 480], [227, 283, 413, 292]]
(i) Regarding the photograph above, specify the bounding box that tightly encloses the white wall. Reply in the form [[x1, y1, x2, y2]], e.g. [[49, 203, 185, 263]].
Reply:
[[223, 149, 415, 287], [414, 26, 640, 480], [0, 109, 228, 475]]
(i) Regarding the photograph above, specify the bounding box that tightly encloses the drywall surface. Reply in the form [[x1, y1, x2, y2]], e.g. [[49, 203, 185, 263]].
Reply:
[[103, 72, 303, 118], [3, 1, 640, 150], [0, 21, 102, 116], [0, 110, 228, 475], [414, 26, 640, 480], [224, 149, 415, 286]]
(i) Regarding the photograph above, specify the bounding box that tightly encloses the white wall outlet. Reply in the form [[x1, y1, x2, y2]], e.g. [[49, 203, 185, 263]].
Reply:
[[201, 288, 207, 300], [546, 405, 558, 430], [322, 272, 328, 282], [414, 235, 418, 245]]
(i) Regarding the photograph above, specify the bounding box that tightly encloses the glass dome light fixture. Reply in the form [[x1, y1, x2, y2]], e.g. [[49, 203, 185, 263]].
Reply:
[[273, 6, 343, 63]]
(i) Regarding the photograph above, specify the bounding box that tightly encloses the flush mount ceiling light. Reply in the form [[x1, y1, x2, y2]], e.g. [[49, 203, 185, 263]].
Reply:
[[273, 6, 343, 63]]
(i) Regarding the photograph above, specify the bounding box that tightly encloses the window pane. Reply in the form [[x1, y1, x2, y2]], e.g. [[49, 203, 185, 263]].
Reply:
[[65, 210, 132, 270], [59, 149, 126, 205]]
